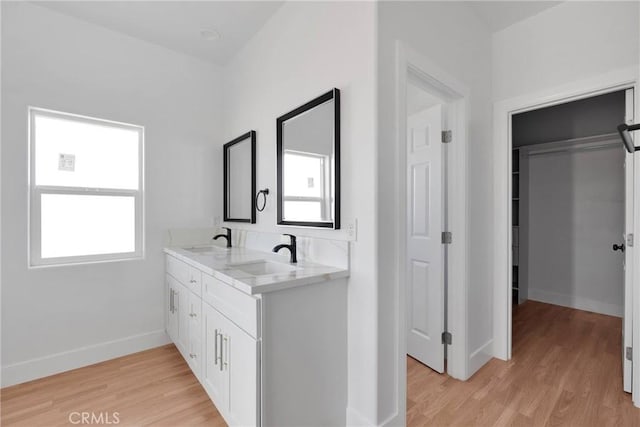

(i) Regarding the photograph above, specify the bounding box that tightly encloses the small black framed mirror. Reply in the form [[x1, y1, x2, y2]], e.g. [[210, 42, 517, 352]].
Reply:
[[276, 89, 340, 229], [223, 131, 256, 223]]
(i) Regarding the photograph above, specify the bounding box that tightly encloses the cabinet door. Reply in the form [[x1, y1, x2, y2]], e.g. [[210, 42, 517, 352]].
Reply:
[[176, 284, 190, 358], [202, 304, 229, 418], [166, 276, 179, 343], [187, 291, 203, 380], [225, 318, 259, 427]]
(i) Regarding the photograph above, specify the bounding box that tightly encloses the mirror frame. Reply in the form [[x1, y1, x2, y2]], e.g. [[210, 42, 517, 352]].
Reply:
[[223, 130, 256, 223], [276, 88, 340, 229]]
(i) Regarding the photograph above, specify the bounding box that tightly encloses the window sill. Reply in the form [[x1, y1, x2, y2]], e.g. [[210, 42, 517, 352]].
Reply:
[[28, 254, 145, 269]]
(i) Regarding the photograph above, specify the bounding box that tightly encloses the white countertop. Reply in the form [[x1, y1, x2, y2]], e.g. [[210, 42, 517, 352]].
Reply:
[[164, 245, 349, 295]]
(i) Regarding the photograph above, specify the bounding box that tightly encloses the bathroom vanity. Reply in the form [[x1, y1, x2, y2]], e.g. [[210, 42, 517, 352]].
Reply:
[[164, 245, 348, 427]]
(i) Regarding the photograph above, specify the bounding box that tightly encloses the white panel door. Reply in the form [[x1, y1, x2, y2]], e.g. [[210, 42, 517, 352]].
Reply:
[[166, 276, 179, 343], [406, 104, 445, 372], [623, 87, 634, 393], [225, 317, 259, 427], [202, 304, 229, 417]]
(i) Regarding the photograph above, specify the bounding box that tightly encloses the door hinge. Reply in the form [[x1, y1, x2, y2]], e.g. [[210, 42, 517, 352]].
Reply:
[[441, 130, 452, 143], [441, 231, 452, 244], [627, 234, 634, 247], [442, 331, 452, 345], [627, 346, 632, 361]]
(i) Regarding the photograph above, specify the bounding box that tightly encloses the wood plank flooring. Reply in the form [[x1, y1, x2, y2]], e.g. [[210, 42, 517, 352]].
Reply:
[[1, 344, 225, 427], [3, 301, 639, 426], [407, 301, 640, 426]]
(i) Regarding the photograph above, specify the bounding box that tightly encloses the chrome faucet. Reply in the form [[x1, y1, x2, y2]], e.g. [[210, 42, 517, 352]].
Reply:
[[213, 227, 232, 248], [273, 234, 297, 263]]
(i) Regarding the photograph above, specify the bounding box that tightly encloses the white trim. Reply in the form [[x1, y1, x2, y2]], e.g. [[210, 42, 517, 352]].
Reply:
[[28, 107, 145, 267], [468, 339, 493, 375], [1, 330, 170, 387], [395, 40, 470, 425], [346, 406, 375, 427], [492, 65, 638, 363], [528, 289, 623, 318]]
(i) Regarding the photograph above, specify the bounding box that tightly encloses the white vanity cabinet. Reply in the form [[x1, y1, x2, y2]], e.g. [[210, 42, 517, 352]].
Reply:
[[166, 271, 203, 381], [186, 290, 203, 377], [164, 250, 348, 427], [203, 302, 259, 426], [165, 275, 180, 344]]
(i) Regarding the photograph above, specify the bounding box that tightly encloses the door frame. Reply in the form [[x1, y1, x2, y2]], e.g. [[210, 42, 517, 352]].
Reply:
[[492, 66, 639, 404], [395, 41, 470, 421]]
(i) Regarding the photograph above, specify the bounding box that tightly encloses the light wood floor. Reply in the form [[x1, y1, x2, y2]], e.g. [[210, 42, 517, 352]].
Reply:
[[1, 345, 225, 427], [408, 300, 640, 426], [3, 301, 639, 426]]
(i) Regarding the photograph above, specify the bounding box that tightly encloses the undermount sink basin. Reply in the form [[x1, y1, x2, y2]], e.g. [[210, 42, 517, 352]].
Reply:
[[184, 246, 228, 255], [229, 260, 299, 276]]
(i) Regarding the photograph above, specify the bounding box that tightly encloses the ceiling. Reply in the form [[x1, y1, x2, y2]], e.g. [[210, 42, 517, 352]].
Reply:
[[33, 1, 562, 65], [33, 1, 283, 65], [464, 1, 563, 32]]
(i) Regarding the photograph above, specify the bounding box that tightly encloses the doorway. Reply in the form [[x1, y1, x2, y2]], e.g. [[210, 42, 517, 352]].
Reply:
[[396, 43, 471, 401], [493, 71, 638, 402], [510, 89, 631, 391], [405, 76, 447, 372]]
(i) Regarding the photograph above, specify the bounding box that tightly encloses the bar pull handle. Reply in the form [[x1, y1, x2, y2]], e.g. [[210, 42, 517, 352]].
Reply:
[[223, 336, 229, 371], [214, 329, 220, 366]]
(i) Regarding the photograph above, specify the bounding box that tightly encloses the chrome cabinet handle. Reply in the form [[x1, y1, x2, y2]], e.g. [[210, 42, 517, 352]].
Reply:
[[218, 333, 224, 372], [189, 353, 196, 359], [189, 312, 197, 318], [169, 289, 173, 313], [223, 336, 229, 370], [190, 279, 197, 283], [214, 329, 220, 367]]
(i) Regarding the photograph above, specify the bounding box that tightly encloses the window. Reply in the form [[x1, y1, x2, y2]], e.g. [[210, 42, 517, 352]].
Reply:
[[283, 150, 332, 222], [29, 108, 144, 266]]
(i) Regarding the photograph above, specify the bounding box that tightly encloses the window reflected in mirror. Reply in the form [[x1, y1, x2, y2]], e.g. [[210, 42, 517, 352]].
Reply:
[[283, 150, 333, 222]]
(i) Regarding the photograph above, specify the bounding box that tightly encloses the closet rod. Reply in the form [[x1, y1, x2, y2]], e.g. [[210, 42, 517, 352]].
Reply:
[[521, 133, 619, 157]]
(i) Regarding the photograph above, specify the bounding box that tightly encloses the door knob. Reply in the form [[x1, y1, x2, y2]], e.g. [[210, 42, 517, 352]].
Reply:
[[613, 243, 625, 252]]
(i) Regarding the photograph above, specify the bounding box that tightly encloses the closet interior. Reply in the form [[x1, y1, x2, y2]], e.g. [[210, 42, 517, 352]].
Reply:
[[511, 90, 627, 317]]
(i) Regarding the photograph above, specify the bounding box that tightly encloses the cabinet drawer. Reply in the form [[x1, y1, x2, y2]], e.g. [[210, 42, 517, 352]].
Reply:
[[202, 273, 260, 339], [166, 255, 202, 297]]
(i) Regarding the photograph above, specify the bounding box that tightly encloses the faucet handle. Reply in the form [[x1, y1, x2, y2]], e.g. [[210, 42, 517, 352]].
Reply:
[[222, 227, 231, 231], [283, 233, 296, 241]]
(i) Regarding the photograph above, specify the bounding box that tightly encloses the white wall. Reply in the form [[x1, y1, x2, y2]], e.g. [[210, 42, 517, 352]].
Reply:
[[1, 2, 222, 385], [378, 2, 493, 424], [526, 144, 624, 316], [493, 1, 640, 101], [219, 2, 377, 425]]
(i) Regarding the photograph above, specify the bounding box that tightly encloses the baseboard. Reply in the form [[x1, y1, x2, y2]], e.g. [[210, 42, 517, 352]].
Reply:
[[469, 339, 493, 377], [346, 405, 376, 426], [1, 329, 171, 387], [378, 410, 402, 427], [528, 288, 622, 317]]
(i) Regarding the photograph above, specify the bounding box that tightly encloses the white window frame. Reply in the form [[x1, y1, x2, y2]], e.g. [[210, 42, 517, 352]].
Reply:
[[28, 107, 145, 267], [283, 149, 332, 220]]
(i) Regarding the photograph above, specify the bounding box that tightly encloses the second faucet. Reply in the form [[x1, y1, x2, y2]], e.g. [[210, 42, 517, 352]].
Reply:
[[273, 234, 297, 263]]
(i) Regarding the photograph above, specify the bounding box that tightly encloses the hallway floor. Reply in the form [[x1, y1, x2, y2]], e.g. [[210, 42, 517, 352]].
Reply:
[[407, 300, 640, 426]]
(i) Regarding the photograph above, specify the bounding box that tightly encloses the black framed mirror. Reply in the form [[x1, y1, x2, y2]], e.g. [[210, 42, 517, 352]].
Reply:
[[223, 131, 256, 223], [276, 89, 340, 229]]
